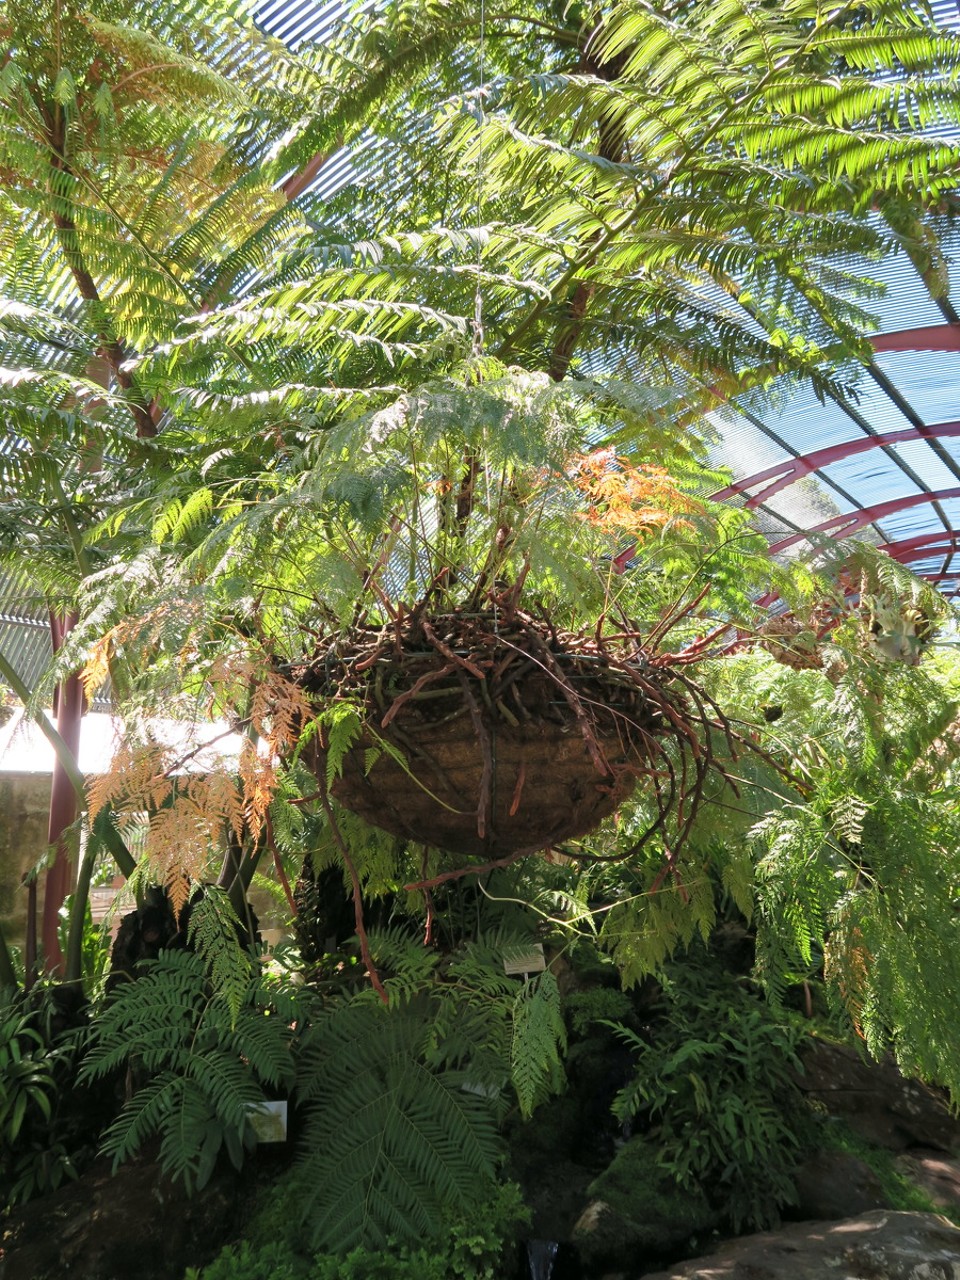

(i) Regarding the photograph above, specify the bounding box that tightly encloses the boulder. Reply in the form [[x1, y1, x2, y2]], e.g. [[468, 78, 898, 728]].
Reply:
[[896, 1153, 960, 1215], [792, 1148, 889, 1220], [572, 1138, 719, 1271], [798, 1040, 960, 1152], [640, 1210, 960, 1280]]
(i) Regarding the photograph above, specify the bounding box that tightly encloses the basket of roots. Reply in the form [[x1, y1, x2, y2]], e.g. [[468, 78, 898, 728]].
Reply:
[[275, 367, 744, 863], [293, 601, 730, 860]]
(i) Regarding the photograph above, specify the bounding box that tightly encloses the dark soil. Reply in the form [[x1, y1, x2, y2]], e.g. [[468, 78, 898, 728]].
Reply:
[[0, 1157, 257, 1280]]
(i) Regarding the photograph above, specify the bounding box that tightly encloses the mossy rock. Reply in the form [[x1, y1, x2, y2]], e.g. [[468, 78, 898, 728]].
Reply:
[[573, 1138, 720, 1268]]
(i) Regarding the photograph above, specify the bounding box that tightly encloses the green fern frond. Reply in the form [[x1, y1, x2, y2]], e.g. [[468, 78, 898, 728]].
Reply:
[[510, 971, 566, 1118], [187, 887, 255, 1026], [293, 998, 502, 1252]]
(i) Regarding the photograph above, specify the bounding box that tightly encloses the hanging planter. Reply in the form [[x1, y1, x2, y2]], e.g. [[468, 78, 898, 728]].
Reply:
[[294, 605, 725, 859]]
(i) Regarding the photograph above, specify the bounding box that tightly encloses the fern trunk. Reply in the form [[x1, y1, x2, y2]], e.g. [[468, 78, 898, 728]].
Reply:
[[40, 613, 85, 977]]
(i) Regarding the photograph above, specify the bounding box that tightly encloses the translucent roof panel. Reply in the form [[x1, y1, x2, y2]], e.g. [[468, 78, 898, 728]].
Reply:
[[818, 452, 928, 505], [885, 439, 960, 492], [855, 251, 948, 333], [871, 351, 960, 424]]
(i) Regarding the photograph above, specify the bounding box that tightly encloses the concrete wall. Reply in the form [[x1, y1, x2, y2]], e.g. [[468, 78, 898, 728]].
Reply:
[[0, 773, 292, 959], [0, 772, 51, 955]]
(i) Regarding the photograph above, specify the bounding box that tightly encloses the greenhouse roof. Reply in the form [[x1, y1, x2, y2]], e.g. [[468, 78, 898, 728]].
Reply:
[[707, 216, 960, 598], [254, 0, 960, 598]]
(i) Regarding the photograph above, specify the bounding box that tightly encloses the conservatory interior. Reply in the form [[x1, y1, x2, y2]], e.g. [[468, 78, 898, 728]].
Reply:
[[4, 0, 960, 1278]]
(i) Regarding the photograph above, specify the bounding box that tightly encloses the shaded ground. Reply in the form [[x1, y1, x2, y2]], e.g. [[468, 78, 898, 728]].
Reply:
[[0, 1157, 257, 1280]]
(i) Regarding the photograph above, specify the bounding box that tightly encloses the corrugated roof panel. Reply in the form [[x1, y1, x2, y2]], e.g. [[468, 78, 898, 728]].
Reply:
[[935, 497, 960, 531], [760, 480, 853, 529], [872, 350, 960, 423], [872, 503, 947, 543], [845, 380, 918, 436], [256, 0, 369, 48], [0, 620, 52, 699], [883, 437, 960, 491], [759, 394, 869, 452], [930, 0, 960, 31], [818, 453, 927, 503], [705, 410, 795, 476], [911, 560, 952, 581], [858, 250, 947, 333]]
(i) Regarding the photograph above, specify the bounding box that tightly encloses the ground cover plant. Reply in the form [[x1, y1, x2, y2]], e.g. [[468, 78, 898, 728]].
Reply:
[[3, 0, 960, 1273]]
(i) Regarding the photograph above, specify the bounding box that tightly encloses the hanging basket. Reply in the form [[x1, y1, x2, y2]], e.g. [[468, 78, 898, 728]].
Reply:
[[294, 609, 700, 858]]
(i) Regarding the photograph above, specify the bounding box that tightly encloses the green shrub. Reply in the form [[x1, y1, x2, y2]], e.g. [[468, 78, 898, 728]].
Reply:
[[609, 955, 812, 1231], [565, 987, 634, 1038], [192, 1179, 529, 1280], [0, 987, 88, 1208]]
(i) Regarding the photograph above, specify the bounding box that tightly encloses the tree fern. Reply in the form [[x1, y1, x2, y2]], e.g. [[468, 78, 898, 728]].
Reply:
[[79, 950, 300, 1191], [292, 998, 502, 1252]]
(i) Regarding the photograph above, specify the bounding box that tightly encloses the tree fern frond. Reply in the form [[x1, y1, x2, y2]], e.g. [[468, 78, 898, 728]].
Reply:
[[293, 997, 502, 1252]]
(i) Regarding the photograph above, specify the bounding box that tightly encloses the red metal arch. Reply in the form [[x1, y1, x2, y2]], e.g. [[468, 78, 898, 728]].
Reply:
[[767, 488, 960, 555], [869, 323, 960, 354], [877, 532, 960, 563], [711, 421, 960, 508]]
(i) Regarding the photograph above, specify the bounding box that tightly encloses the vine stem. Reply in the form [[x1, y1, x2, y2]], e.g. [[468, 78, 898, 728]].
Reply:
[[317, 780, 388, 1005], [264, 810, 298, 918], [404, 848, 528, 892]]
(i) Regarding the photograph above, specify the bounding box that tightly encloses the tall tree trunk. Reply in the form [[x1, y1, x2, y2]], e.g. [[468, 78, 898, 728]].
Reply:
[[40, 611, 84, 974]]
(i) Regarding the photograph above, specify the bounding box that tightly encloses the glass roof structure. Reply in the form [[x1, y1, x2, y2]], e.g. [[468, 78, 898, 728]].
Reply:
[[693, 1, 960, 598], [255, 0, 960, 601], [708, 217, 960, 597]]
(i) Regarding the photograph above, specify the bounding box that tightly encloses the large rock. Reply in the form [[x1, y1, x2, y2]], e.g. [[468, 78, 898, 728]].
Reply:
[[572, 1138, 719, 1271], [640, 1210, 960, 1279], [896, 1153, 960, 1215], [792, 1148, 889, 1220], [798, 1041, 960, 1152]]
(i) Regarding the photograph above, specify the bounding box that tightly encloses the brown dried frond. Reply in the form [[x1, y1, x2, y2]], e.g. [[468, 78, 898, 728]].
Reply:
[[825, 928, 872, 1034], [87, 740, 172, 820], [248, 668, 313, 758], [572, 449, 702, 540], [82, 629, 117, 702], [144, 792, 218, 918], [238, 738, 278, 841]]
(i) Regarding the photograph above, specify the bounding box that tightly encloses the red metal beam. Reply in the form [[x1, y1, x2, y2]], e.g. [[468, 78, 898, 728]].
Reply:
[[712, 420, 960, 508], [877, 532, 960, 562], [869, 323, 960, 354], [767, 488, 960, 555]]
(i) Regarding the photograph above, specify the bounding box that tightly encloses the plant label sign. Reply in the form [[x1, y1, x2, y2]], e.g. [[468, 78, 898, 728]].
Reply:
[[247, 1100, 288, 1143], [503, 944, 546, 977]]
